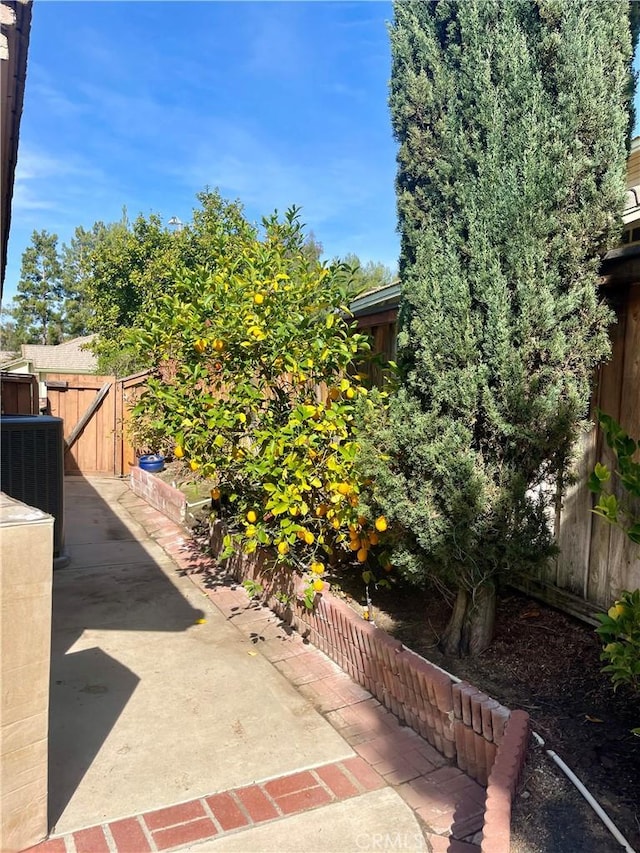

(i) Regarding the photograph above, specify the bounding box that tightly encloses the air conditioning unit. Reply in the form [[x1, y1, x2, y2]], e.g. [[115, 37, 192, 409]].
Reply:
[[1, 415, 66, 565]]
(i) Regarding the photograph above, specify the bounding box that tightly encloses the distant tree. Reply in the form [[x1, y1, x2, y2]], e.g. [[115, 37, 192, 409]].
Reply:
[[302, 230, 324, 264], [341, 253, 396, 297], [11, 230, 63, 344], [0, 311, 22, 355], [61, 223, 107, 338], [85, 211, 173, 373], [358, 0, 632, 655], [87, 191, 257, 374]]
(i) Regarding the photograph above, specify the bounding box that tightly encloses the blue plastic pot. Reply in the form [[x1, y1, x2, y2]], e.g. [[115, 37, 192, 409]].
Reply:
[[138, 453, 165, 474]]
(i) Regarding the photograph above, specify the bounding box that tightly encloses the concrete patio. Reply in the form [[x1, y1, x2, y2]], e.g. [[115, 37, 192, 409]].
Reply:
[[32, 476, 484, 853]]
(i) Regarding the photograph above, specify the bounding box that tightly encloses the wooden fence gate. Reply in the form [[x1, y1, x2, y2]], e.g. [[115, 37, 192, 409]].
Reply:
[[43, 371, 150, 477]]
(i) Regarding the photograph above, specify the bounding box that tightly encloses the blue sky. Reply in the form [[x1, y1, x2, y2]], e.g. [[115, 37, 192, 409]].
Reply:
[[4, 3, 640, 306], [3, 0, 397, 303]]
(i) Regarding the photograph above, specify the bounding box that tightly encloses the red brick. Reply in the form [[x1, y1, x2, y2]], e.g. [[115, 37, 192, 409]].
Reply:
[[376, 759, 421, 785], [353, 740, 385, 763], [152, 818, 216, 851], [144, 800, 205, 831], [235, 785, 279, 822], [314, 763, 359, 799], [341, 756, 385, 791], [109, 817, 151, 853], [276, 786, 331, 815], [73, 827, 109, 853], [23, 840, 67, 853], [205, 792, 249, 831], [264, 770, 316, 798]]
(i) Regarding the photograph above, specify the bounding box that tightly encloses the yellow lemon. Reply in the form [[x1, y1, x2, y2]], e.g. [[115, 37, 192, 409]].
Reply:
[[246, 510, 257, 523], [289, 506, 300, 517], [311, 561, 324, 575], [194, 338, 207, 353], [304, 531, 315, 545], [253, 293, 265, 305], [246, 524, 256, 537], [345, 387, 356, 400], [277, 541, 290, 556], [312, 579, 324, 592], [212, 339, 225, 352], [174, 445, 184, 459], [190, 459, 200, 471], [337, 482, 351, 495], [375, 516, 388, 532], [331, 517, 341, 529], [356, 548, 368, 563]]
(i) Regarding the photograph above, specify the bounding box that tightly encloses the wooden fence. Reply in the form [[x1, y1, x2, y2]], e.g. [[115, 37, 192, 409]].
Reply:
[[523, 282, 640, 619], [2, 368, 161, 477], [0, 372, 38, 414], [354, 287, 640, 621]]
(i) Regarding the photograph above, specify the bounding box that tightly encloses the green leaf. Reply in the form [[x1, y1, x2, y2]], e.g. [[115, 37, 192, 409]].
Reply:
[[627, 524, 640, 544], [588, 472, 602, 494]]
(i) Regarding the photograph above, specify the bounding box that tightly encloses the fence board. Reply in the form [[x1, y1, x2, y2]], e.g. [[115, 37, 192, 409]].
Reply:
[[119, 371, 151, 474], [585, 293, 628, 606], [0, 372, 37, 414], [554, 424, 598, 597], [607, 284, 640, 597], [46, 373, 116, 475]]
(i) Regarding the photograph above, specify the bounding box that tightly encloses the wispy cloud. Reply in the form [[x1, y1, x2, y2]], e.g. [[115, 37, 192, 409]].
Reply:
[[169, 118, 381, 226], [4, 1, 399, 301], [12, 146, 112, 223]]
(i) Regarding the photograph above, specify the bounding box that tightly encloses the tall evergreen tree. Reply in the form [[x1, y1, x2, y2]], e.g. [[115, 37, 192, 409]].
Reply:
[[12, 230, 64, 344], [61, 222, 107, 338], [359, 0, 632, 654]]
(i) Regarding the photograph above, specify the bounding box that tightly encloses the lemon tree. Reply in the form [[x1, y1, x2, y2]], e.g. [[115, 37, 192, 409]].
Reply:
[[129, 208, 390, 605]]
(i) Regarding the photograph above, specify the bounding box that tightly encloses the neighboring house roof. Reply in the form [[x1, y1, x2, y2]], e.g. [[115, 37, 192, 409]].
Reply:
[[350, 280, 401, 318], [1, 0, 32, 292], [2, 335, 98, 372]]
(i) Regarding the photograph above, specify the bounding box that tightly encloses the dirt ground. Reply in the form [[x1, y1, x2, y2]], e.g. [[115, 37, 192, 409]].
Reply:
[[165, 458, 639, 851], [332, 575, 640, 852]]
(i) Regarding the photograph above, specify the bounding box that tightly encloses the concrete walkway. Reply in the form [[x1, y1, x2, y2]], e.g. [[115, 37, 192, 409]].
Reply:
[[29, 477, 483, 853]]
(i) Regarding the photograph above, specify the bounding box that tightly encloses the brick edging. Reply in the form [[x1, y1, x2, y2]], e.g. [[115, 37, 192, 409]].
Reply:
[[26, 759, 387, 853], [130, 465, 186, 524], [130, 468, 528, 852]]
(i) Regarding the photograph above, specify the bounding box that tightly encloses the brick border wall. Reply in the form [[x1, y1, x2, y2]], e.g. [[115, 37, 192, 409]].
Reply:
[[130, 468, 528, 852], [130, 465, 186, 525]]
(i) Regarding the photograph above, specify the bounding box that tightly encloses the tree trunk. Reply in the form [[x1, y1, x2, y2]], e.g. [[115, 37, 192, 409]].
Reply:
[[439, 582, 496, 657]]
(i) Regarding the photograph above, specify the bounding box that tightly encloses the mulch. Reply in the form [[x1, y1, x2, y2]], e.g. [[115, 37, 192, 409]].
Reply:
[[331, 573, 640, 852]]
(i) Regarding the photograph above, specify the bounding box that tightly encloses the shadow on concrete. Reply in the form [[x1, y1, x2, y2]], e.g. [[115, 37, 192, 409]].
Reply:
[[49, 475, 204, 831]]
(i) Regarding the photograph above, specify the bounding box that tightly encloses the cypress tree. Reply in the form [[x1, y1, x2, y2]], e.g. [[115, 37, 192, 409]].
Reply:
[[361, 0, 632, 654]]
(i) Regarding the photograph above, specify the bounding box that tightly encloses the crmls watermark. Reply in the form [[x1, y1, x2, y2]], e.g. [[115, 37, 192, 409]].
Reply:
[[356, 832, 425, 850]]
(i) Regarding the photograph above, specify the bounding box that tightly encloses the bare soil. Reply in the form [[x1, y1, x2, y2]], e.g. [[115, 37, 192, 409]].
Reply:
[[331, 575, 640, 852], [160, 458, 639, 851]]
